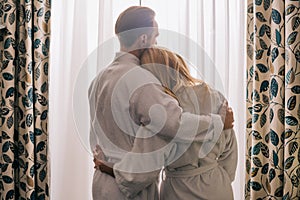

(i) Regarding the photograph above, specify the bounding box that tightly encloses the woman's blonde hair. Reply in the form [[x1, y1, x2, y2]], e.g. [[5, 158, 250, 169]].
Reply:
[[140, 47, 202, 94]]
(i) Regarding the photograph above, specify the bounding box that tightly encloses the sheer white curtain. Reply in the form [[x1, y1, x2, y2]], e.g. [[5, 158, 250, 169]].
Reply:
[[50, 0, 245, 199]]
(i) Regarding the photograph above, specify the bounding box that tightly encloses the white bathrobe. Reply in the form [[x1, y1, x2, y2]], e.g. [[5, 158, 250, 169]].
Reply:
[[89, 52, 223, 200], [160, 84, 238, 200]]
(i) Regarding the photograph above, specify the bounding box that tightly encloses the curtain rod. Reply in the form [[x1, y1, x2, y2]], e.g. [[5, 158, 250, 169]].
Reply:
[[139, 0, 142, 6]]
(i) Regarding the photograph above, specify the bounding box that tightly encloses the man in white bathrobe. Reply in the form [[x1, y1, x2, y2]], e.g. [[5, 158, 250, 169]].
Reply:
[[89, 6, 234, 200]]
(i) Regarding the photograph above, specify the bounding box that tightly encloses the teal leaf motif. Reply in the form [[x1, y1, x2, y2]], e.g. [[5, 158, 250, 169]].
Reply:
[[254, 104, 263, 112], [37, 141, 46, 152], [289, 142, 298, 155], [41, 110, 48, 120], [44, 62, 49, 75], [4, 38, 12, 49], [41, 82, 48, 93], [5, 190, 14, 200], [263, 0, 270, 10], [273, 150, 279, 167], [261, 143, 269, 158], [252, 142, 261, 155], [2, 176, 13, 184], [259, 39, 268, 50], [256, 49, 264, 60], [3, 72, 14, 81], [275, 186, 283, 197], [19, 40, 26, 54], [284, 156, 295, 170], [257, 64, 268, 73], [35, 128, 43, 136], [250, 181, 262, 191], [286, 69, 295, 84], [255, 0, 262, 5], [270, 129, 279, 146], [25, 9, 31, 22], [270, 108, 274, 122], [269, 168, 276, 182], [40, 154, 47, 162], [287, 32, 298, 45], [287, 95, 296, 110], [260, 80, 269, 92], [45, 10, 51, 23], [2, 141, 10, 153], [7, 116, 13, 129], [3, 154, 12, 163], [260, 113, 267, 127], [5, 87, 15, 98], [292, 17, 300, 31], [252, 114, 259, 123], [4, 4, 12, 12], [256, 12, 267, 22], [271, 47, 279, 63], [270, 78, 278, 97], [271, 9, 281, 24], [259, 25, 266, 37], [286, 116, 298, 126], [295, 50, 300, 63], [276, 29, 281, 46], [261, 163, 269, 174], [34, 39, 41, 48], [37, 7, 44, 17], [26, 114, 33, 127], [291, 85, 300, 94], [39, 169, 46, 182], [4, 51, 13, 60]]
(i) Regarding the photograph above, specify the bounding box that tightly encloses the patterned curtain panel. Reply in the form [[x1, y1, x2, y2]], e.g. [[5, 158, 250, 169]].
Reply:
[[0, 0, 50, 199], [246, 0, 300, 199]]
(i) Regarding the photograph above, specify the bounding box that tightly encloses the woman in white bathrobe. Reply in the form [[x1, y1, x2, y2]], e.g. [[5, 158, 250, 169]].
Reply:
[[139, 47, 238, 200]]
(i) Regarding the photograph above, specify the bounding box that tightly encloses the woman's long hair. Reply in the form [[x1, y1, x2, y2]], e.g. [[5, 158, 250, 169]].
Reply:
[[140, 47, 202, 95]]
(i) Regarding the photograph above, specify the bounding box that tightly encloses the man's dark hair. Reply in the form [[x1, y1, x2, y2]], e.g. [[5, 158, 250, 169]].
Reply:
[[115, 6, 156, 47]]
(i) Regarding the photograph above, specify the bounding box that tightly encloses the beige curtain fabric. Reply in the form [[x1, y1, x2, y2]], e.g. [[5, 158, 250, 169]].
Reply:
[[246, 0, 300, 199], [0, 0, 50, 199]]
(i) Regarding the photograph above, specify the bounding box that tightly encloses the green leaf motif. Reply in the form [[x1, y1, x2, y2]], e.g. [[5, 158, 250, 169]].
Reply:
[[4, 51, 14, 60], [287, 95, 296, 110], [251, 167, 259, 177], [246, 159, 251, 174], [3, 154, 12, 163], [286, 116, 298, 126], [37, 141, 46, 152], [4, 38, 12, 49], [45, 10, 51, 23], [287, 32, 298, 45], [3, 73, 14, 81], [256, 49, 264, 60], [2, 176, 13, 184], [271, 47, 279, 63], [260, 80, 269, 92], [271, 9, 281, 24], [270, 129, 279, 146], [270, 108, 274, 122], [5, 190, 14, 200], [252, 114, 259, 124]]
